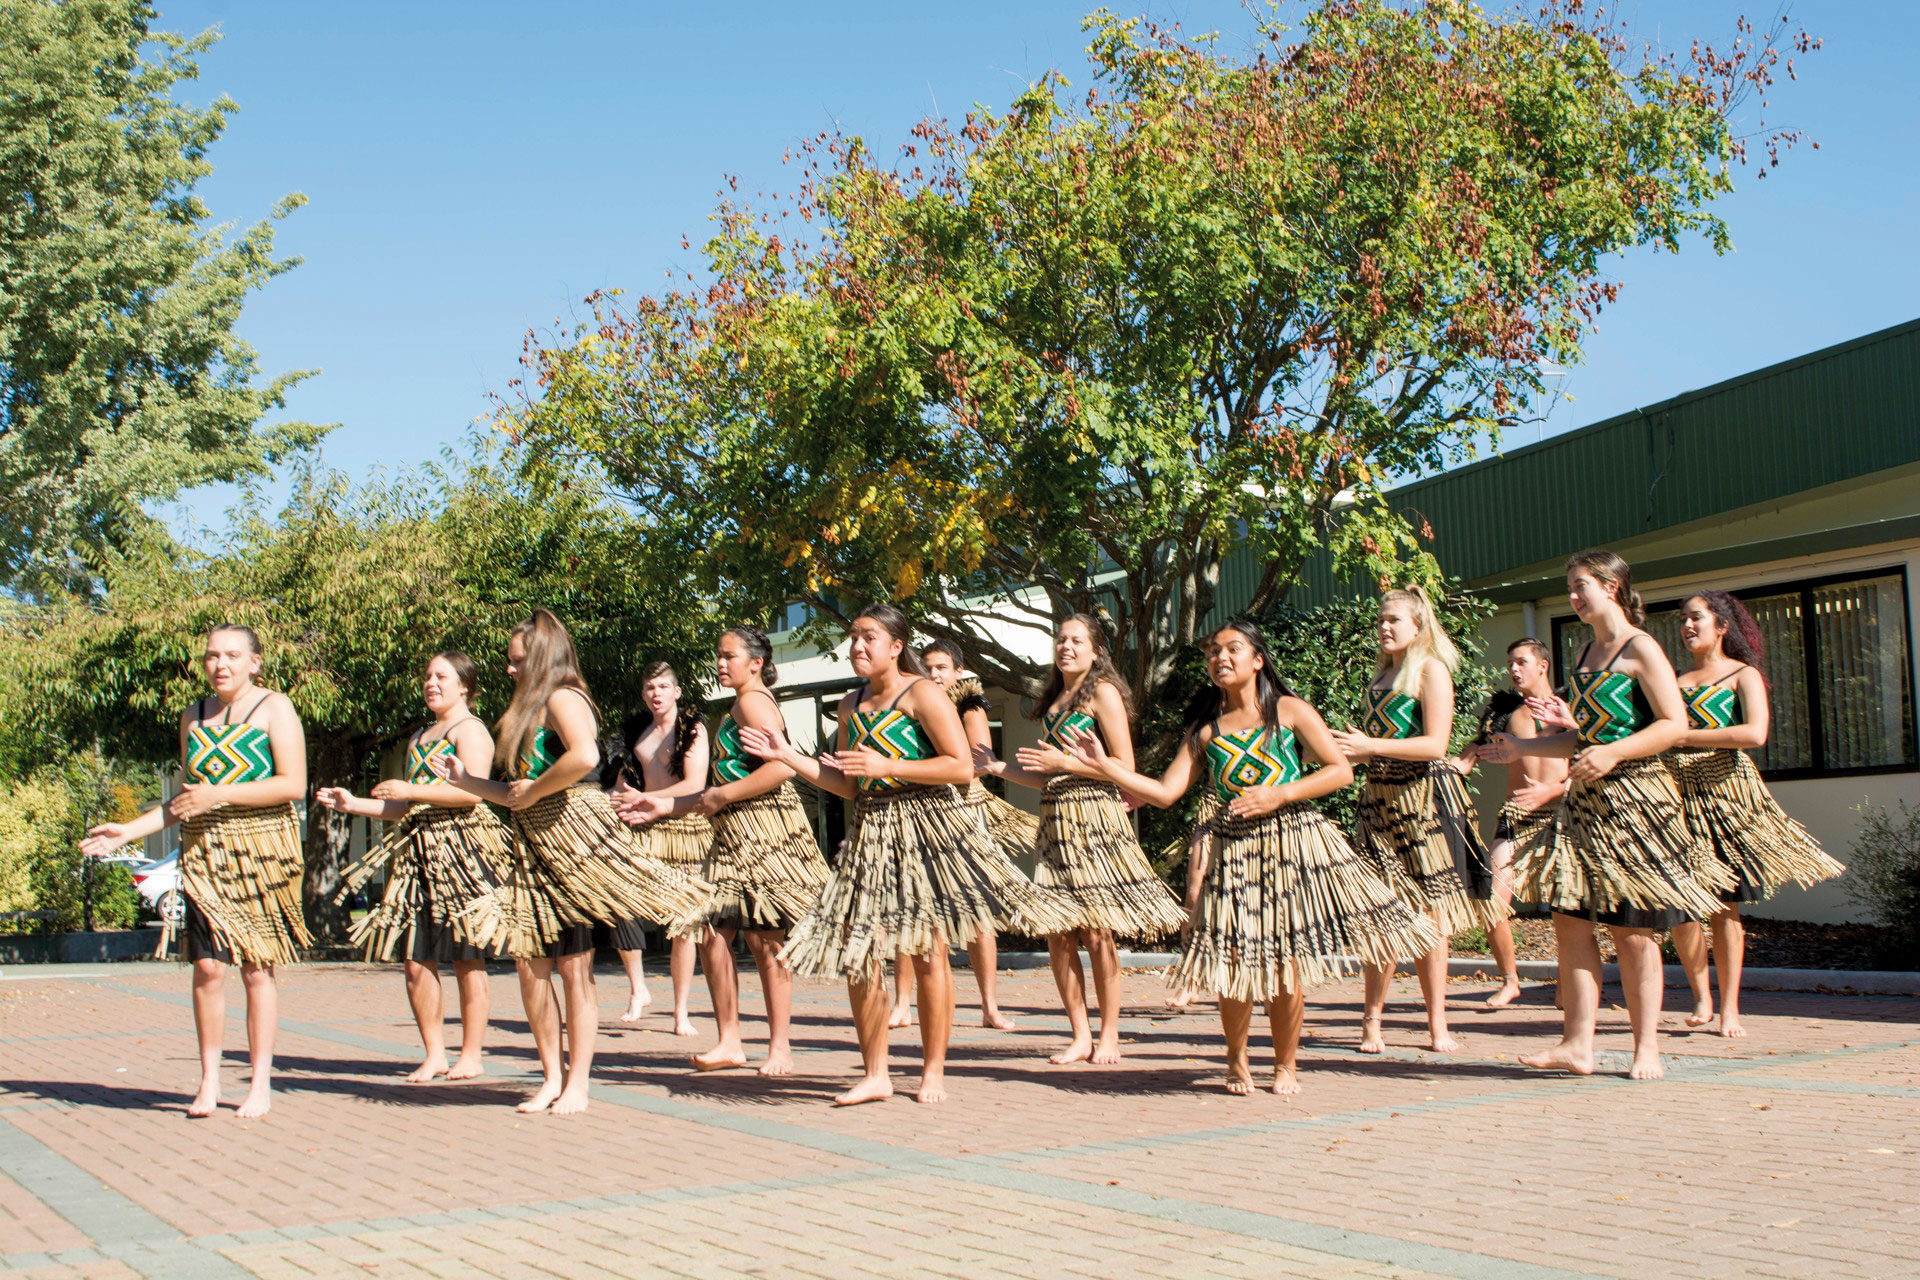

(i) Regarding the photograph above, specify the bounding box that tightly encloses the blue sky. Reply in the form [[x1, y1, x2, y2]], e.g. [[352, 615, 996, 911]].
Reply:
[[159, 1, 1919, 530]]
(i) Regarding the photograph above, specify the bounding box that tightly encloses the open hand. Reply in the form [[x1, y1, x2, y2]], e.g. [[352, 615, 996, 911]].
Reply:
[[79, 824, 131, 859], [1477, 732, 1519, 764], [502, 779, 537, 811], [314, 787, 356, 813], [370, 779, 407, 802], [1015, 743, 1074, 775], [831, 747, 891, 781], [1510, 776, 1565, 812], [431, 752, 471, 785], [1527, 694, 1576, 732], [1568, 743, 1619, 783], [1327, 726, 1374, 764], [167, 783, 218, 820], [737, 724, 791, 763], [1226, 785, 1286, 819], [970, 743, 1004, 777]]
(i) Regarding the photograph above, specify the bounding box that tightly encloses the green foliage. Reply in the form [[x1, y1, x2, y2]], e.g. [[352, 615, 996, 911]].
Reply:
[[501, 1, 1808, 713], [1846, 801, 1920, 969], [0, 0, 326, 594], [0, 749, 147, 933]]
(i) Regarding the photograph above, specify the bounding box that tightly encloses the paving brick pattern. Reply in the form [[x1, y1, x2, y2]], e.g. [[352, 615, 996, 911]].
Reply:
[[2, 961, 1915, 1279]]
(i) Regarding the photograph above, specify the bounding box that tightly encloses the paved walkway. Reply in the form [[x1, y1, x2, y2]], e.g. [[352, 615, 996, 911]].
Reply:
[[1, 960, 1915, 1279]]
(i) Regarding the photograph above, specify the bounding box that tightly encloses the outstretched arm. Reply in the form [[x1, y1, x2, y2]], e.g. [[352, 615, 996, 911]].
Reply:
[[1069, 728, 1197, 809]]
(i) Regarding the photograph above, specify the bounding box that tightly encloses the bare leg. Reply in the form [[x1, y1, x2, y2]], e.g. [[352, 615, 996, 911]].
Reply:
[[516, 957, 563, 1112], [1672, 919, 1714, 1026], [1484, 838, 1523, 1008], [1711, 908, 1746, 1037], [1220, 996, 1255, 1095], [1085, 929, 1124, 1063], [1614, 927, 1665, 1080], [447, 960, 489, 1079], [969, 932, 1015, 1030], [552, 951, 597, 1113], [1415, 928, 1458, 1053], [745, 929, 795, 1075], [670, 935, 698, 1036], [235, 963, 277, 1119], [1520, 913, 1597, 1074], [617, 947, 651, 1022], [1268, 987, 1305, 1095], [1047, 931, 1095, 1064], [837, 973, 894, 1105], [403, 960, 449, 1082], [1359, 963, 1389, 1053], [911, 942, 954, 1102], [888, 952, 914, 1028], [189, 957, 226, 1116], [694, 927, 747, 1070]]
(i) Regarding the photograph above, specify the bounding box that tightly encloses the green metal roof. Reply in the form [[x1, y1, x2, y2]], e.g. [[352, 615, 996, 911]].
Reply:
[[1221, 316, 1920, 611]]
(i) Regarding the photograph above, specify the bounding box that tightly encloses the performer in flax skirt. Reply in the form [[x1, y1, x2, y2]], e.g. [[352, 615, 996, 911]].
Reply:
[[986, 613, 1187, 1065], [1482, 550, 1730, 1080], [1071, 621, 1434, 1095], [316, 651, 509, 1082], [1331, 585, 1500, 1055], [744, 605, 1077, 1105], [630, 627, 827, 1075], [1664, 592, 1842, 1037], [437, 609, 711, 1115], [82, 624, 311, 1119], [607, 662, 713, 1037], [884, 639, 1035, 1032]]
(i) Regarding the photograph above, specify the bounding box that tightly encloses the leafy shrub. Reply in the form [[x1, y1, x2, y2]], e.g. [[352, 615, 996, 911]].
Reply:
[[0, 751, 150, 933], [1846, 801, 1920, 969]]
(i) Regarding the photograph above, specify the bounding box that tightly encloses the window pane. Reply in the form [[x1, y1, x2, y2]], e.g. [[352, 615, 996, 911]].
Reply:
[[1742, 591, 1812, 773], [1814, 574, 1916, 770]]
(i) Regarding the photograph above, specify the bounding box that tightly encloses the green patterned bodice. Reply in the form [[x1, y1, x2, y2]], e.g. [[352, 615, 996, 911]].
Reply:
[[406, 736, 456, 785], [518, 727, 563, 780], [186, 723, 274, 785], [1041, 706, 1101, 752], [846, 707, 934, 792], [1362, 686, 1422, 740], [712, 711, 752, 784], [1204, 725, 1301, 802], [1681, 682, 1743, 731], [1570, 670, 1653, 746]]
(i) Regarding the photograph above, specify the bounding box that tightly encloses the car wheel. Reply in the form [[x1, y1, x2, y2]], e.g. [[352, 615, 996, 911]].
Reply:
[[158, 890, 186, 927]]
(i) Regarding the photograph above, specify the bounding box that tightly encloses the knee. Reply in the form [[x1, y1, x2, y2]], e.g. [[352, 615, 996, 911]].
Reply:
[[404, 961, 434, 983], [192, 958, 225, 983]]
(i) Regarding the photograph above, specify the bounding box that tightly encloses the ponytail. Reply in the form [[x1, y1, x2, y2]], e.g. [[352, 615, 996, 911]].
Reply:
[[1378, 585, 1460, 698], [1568, 549, 1645, 626]]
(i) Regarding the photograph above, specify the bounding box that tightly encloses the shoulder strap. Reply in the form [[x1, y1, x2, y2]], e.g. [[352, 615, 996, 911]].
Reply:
[[236, 692, 274, 726], [881, 677, 924, 713], [1599, 636, 1638, 673], [1572, 642, 1594, 672], [1708, 664, 1748, 689], [193, 697, 210, 727]]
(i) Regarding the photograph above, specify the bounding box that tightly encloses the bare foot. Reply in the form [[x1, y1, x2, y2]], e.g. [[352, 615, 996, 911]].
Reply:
[[445, 1056, 484, 1081], [1428, 1031, 1462, 1054], [1719, 1015, 1747, 1039], [1165, 989, 1196, 1011], [916, 1074, 947, 1104], [1629, 1048, 1665, 1080], [620, 991, 651, 1023], [671, 1014, 698, 1037], [1685, 999, 1713, 1028], [1519, 1041, 1594, 1075], [517, 1079, 562, 1113], [887, 1004, 913, 1029], [981, 1007, 1018, 1031], [693, 1043, 748, 1072], [1050, 1037, 1094, 1066], [1358, 1014, 1385, 1055], [759, 1048, 795, 1077], [1486, 979, 1523, 1009], [834, 1075, 894, 1106], [551, 1083, 591, 1115], [404, 1055, 449, 1083], [1225, 1061, 1254, 1095], [187, 1078, 220, 1118], [1271, 1065, 1301, 1096], [235, 1081, 272, 1120], [1090, 1035, 1122, 1065]]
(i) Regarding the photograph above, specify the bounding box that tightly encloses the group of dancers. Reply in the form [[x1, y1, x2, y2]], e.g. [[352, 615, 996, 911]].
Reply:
[[79, 546, 1845, 1115]]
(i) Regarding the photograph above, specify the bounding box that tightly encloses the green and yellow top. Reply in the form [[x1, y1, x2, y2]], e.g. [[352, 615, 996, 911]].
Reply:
[[845, 705, 934, 793], [406, 736, 457, 785], [185, 695, 276, 785], [518, 727, 564, 781], [1203, 724, 1301, 802], [1681, 669, 1745, 731], [1569, 642, 1655, 747], [1361, 686, 1422, 740], [1041, 705, 1101, 753]]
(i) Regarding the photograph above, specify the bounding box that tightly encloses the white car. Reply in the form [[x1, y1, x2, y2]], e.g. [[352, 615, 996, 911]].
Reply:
[[126, 855, 184, 927]]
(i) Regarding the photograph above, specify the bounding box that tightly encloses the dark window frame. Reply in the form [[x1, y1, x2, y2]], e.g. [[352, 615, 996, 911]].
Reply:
[[1550, 564, 1917, 783]]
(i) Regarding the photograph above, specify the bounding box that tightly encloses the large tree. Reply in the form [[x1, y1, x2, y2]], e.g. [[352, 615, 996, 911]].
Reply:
[[0, 0, 324, 593], [503, 0, 1811, 710], [1, 453, 712, 939]]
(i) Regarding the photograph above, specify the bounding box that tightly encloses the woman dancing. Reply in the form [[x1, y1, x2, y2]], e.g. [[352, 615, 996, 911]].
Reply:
[[988, 613, 1187, 1065], [1072, 622, 1435, 1095], [1482, 551, 1729, 1080], [81, 624, 311, 1119], [747, 605, 1076, 1104], [630, 627, 828, 1075], [607, 662, 713, 1037], [438, 609, 710, 1114], [1664, 591, 1844, 1037], [884, 639, 1033, 1032], [1332, 586, 1498, 1054], [317, 652, 509, 1082]]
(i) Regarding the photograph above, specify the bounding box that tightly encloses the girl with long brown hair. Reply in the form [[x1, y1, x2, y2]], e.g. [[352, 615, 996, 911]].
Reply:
[[437, 609, 710, 1114], [986, 613, 1187, 1065]]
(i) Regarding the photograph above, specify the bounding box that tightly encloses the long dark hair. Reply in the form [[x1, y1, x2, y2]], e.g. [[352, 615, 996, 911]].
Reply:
[[853, 603, 929, 678], [1031, 612, 1134, 721], [496, 609, 597, 774], [720, 624, 779, 687], [1182, 621, 1296, 739], [1567, 548, 1646, 626], [1687, 590, 1770, 688], [633, 661, 703, 780]]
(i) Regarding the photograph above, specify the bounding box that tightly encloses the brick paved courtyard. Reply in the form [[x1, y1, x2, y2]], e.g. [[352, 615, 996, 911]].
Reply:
[[2, 960, 1916, 1279]]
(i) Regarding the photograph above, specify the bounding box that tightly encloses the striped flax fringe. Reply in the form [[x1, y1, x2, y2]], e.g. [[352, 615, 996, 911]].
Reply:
[[1495, 799, 1555, 854], [173, 803, 311, 967], [333, 804, 512, 962], [1355, 759, 1504, 935], [1034, 775, 1189, 942], [964, 779, 1040, 856], [687, 782, 829, 935], [635, 810, 713, 869], [1665, 748, 1846, 896], [1176, 804, 1439, 1002], [1511, 757, 1731, 920], [781, 783, 1080, 980]]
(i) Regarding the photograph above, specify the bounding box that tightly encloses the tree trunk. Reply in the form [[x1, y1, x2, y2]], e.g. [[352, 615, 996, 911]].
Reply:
[[302, 734, 368, 944]]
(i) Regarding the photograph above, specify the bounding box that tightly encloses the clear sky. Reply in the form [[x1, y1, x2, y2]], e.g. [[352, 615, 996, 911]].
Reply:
[[157, 0, 1920, 530]]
